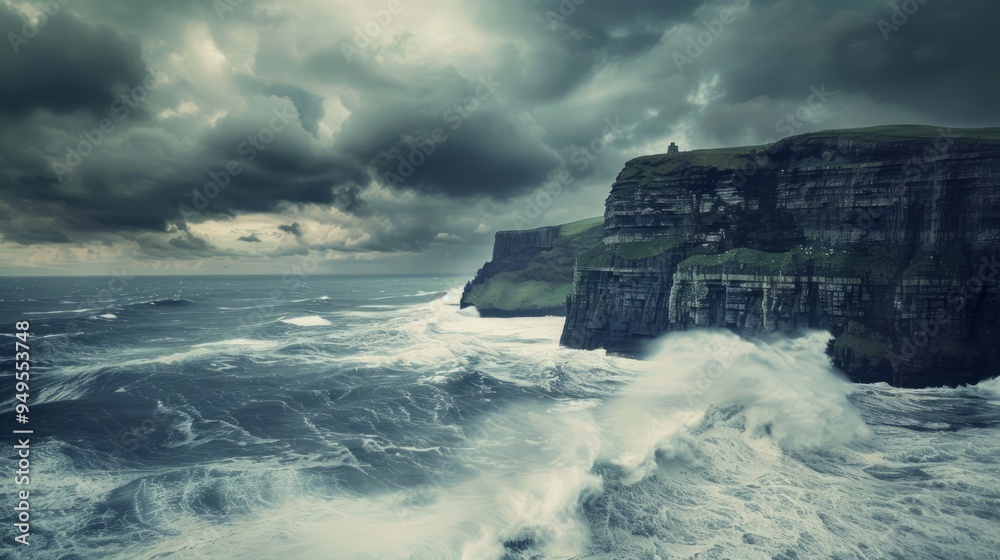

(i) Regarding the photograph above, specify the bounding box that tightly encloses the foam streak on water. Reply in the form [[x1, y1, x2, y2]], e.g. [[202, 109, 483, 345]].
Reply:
[[2, 276, 999, 560]]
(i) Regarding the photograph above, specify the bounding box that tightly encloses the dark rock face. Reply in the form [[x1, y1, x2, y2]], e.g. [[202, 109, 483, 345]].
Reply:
[[560, 126, 1000, 388], [490, 227, 560, 261]]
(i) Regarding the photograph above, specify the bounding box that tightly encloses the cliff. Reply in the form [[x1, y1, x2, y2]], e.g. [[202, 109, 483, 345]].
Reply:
[[466, 125, 1000, 387], [559, 125, 1000, 387], [461, 217, 603, 316]]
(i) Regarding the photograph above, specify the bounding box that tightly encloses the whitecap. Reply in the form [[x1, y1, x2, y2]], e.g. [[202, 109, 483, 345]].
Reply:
[[141, 338, 281, 365], [280, 316, 332, 327], [974, 375, 1000, 394], [25, 308, 99, 315]]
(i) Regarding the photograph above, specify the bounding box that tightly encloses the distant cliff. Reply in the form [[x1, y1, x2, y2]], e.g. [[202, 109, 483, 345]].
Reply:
[[469, 125, 1000, 388], [461, 217, 603, 316]]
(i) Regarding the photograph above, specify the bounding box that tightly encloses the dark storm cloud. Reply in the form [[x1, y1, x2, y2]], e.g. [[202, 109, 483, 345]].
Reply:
[[0, 92, 368, 249], [324, 62, 562, 198], [0, 4, 146, 120], [482, 0, 703, 57], [134, 228, 218, 259], [238, 233, 262, 243], [278, 222, 302, 236], [358, 108, 562, 199], [0, 0, 997, 263], [0, 212, 72, 244], [714, 0, 1000, 123], [185, 102, 370, 212], [474, 0, 703, 107]]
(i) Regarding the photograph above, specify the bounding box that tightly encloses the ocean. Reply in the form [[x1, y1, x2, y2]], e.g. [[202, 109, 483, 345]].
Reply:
[[2, 275, 999, 559]]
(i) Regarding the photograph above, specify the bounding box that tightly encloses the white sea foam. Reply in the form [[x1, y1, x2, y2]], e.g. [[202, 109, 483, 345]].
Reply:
[[24, 308, 99, 315], [264, 309, 992, 558], [48, 287, 1000, 559], [975, 375, 1000, 394], [139, 338, 282, 365], [281, 316, 332, 327], [288, 296, 333, 303]]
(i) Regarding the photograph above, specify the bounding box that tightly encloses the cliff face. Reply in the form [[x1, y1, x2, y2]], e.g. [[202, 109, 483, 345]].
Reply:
[[490, 227, 560, 261], [559, 126, 1000, 387], [461, 217, 603, 317]]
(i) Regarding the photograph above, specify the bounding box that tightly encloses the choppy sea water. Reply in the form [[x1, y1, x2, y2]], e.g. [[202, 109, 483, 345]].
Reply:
[[1, 275, 999, 560]]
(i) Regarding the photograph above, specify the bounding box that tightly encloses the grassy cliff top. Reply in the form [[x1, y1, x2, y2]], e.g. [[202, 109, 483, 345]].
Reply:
[[798, 125, 1000, 143], [559, 216, 603, 237], [464, 216, 604, 313], [623, 146, 772, 177], [623, 125, 1000, 176], [676, 245, 908, 283]]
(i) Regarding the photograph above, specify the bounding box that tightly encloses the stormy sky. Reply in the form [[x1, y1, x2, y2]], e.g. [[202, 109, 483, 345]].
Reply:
[[0, 0, 995, 275]]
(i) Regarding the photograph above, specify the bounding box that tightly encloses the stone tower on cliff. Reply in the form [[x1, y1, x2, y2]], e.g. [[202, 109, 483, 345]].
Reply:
[[668, 142, 679, 154]]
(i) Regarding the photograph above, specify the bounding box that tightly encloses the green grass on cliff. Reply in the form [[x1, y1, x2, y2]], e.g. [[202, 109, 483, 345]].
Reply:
[[464, 273, 572, 312], [559, 216, 604, 237], [615, 230, 690, 260], [572, 228, 692, 266], [677, 244, 905, 283], [466, 217, 604, 312], [807, 245, 902, 283], [577, 243, 614, 268], [678, 248, 799, 274], [626, 126, 1000, 176], [627, 146, 772, 176], [801, 125, 1000, 143]]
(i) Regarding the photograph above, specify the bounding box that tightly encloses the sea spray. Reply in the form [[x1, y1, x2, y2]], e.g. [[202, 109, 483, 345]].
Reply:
[[6, 276, 1000, 559]]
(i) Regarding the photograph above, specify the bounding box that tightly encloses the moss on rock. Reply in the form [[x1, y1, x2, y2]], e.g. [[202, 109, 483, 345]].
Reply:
[[675, 244, 905, 283], [677, 248, 800, 274], [615, 231, 690, 260]]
